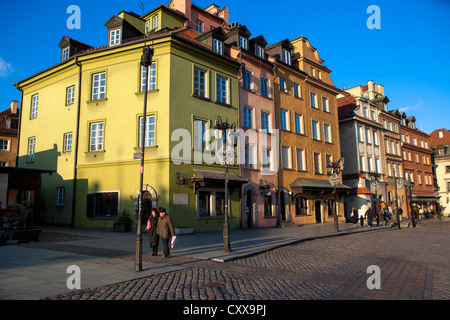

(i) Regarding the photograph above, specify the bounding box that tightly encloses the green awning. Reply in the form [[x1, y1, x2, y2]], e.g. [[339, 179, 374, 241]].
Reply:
[[290, 178, 351, 192]]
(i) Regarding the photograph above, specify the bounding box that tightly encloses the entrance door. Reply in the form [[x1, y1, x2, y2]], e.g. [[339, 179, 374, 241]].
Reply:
[[246, 190, 252, 228], [315, 200, 322, 223]]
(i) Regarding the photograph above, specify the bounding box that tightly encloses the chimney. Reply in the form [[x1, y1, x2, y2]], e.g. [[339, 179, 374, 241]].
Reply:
[[218, 6, 229, 26], [10, 101, 18, 114], [169, 0, 191, 20]]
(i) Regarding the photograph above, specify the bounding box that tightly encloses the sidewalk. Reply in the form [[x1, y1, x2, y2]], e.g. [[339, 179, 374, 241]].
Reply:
[[0, 217, 444, 300]]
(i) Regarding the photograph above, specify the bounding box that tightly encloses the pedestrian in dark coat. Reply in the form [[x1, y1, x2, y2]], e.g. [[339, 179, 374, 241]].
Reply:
[[145, 208, 160, 256], [156, 207, 175, 258], [351, 207, 358, 228], [365, 206, 374, 227]]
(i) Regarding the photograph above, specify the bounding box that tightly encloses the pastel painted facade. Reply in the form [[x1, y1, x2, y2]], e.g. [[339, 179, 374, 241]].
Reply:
[[430, 128, 450, 216]]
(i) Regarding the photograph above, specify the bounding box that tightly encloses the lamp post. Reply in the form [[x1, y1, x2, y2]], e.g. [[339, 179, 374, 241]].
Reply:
[[214, 116, 236, 253], [370, 172, 381, 223], [327, 157, 344, 233], [135, 46, 154, 272], [405, 178, 415, 227], [435, 186, 441, 220], [393, 170, 402, 230]]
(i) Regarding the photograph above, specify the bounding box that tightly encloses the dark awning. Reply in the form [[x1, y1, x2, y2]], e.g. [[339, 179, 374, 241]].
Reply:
[[191, 169, 247, 191], [290, 178, 351, 193]]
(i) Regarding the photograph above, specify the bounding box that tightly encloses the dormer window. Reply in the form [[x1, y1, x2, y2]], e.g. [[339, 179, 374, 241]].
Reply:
[[62, 47, 70, 62], [213, 39, 223, 55], [109, 29, 121, 46], [282, 49, 290, 65], [239, 36, 248, 50], [145, 21, 150, 33], [152, 15, 159, 30], [256, 46, 264, 58], [383, 103, 388, 111], [196, 20, 203, 33]]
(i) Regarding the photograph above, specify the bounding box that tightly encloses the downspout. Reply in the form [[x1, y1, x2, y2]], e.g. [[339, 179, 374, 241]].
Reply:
[[71, 57, 82, 228], [14, 84, 24, 168], [272, 61, 282, 226]]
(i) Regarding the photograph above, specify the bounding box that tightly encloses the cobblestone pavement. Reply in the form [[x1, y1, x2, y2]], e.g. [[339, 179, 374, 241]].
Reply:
[[46, 223, 450, 300]]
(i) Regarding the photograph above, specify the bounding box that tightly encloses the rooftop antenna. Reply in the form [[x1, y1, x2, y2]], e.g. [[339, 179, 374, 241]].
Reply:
[[138, 0, 144, 15]]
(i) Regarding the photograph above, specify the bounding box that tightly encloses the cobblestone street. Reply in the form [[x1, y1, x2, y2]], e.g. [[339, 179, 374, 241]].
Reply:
[[47, 222, 450, 301]]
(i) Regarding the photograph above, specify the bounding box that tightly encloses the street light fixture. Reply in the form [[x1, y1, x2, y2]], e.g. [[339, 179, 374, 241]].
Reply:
[[327, 157, 344, 232], [214, 116, 236, 253], [405, 178, 415, 227], [135, 46, 154, 272], [370, 173, 381, 221]]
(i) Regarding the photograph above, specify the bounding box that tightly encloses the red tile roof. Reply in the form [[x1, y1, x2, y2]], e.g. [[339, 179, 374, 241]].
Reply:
[[429, 128, 450, 146], [348, 187, 372, 195]]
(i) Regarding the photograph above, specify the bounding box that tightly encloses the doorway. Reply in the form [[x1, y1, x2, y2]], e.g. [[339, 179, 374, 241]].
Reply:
[[246, 190, 252, 228], [315, 200, 322, 223]]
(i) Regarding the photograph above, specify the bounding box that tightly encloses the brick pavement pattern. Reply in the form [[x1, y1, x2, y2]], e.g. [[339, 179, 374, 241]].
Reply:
[[46, 223, 450, 300]]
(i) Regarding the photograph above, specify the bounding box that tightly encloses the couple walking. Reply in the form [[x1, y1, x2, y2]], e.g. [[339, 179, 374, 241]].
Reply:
[[145, 207, 175, 258]]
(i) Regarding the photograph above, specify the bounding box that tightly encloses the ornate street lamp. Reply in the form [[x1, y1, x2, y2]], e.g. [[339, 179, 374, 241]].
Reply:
[[135, 46, 154, 272], [370, 172, 381, 222], [214, 116, 236, 252], [327, 157, 344, 232], [405, 178, 415, 227]]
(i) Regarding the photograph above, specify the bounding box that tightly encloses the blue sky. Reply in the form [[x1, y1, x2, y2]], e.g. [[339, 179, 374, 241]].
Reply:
[[0, 0, 449, 134]]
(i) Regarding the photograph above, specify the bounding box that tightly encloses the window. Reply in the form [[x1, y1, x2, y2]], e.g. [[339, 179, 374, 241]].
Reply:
[[0, 139, 8, 151], [262, 147, 271, 171], [373, 131, 379, 145], [358, 126, 364, 142], [360, 156, 366, 172], [245, 144, 256, 169], [396, 142, 400, 155], [213, 39, 223, 55], [196, 20, 203, 33], [366, 128, 371, 144], [388, 122, 392, 131], [371, 110, 376, 121], [413, 137, 417, 146], [368, 157, 373, 172], [324, 124, 331, 143], [327, 199, 335, 216], [314, 152, 322, 174], [260, 78, 269, 97], [57, 187, 65, 206], [89, 122, 104, 152], [87, 192, 119, 218], [243, 107, 253, 128], [194, 68, 206, 97], [363, 107, 368, 118], [256, 46, 265, 58], [261, 112, 270, 131], [109, 29, 121, 46], [376, 158, 381, 173], [216, 75, 228, 104], [383, 103, 388, 111], [63, 133, 72, 152], [242, 70, 251, 90], [139, 115, 156, 147], [294, 83, 300, 98], [280, 109, 288, 130], [92, 72, 106, 100], [152, 15, 159, 30], [62, 47, 70, 62], [296, 148, 305, 171], [282, 146, 291, 169], [310, 92, 317, 108], [394, 123, 398, 133], [28, 137, 36, 162], [197, 190, 226, 217], [310, 67, 315, 77], [279, 77, 286, 92], [326, 155, 332, 175], [383, 120, 386, 129], [405, 135, 410, 143], [193, 119, 206, 151], [140, 63, 157, 91], [294, 113, 303, 134], [66, 86, 75, 105], [295, 197, 307, 216], [239, 36, 248, 50], [317, 70, 321, 80], [282, 49, 290, 65], [31, 94, 38, 119], [145, 21, 151, 33], [322, 97, 329, 112], [390, 141, 394, 154], [312, 121, 320, 140]]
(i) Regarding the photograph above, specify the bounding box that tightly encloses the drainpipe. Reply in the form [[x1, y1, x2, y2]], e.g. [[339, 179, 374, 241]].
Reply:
[[71, 57, 82, 228], [14, 85, 24, 168], [272, 62, 282, 227]]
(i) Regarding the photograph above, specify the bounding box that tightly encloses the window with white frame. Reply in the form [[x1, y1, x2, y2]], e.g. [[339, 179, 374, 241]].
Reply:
[[28, 137, 36, 162], [66, 86, 75, 105], [297, 148, 305, 171], [57, 187, 65, 206], [245, 144, 256, 169], [256, 46, 264, 58], [373, 131, 379, 145], [376, 158, 381, 173], [196, 20, 203, 33], [282, 146, 291, 169], [261, 112, 270, 131], [63, 132, 72, 152], [141, 63, 157, 91], [194, 67, 207, 97], [145, 21, 151, 33], [312, 120, 320, 140], [193, 119, 206, 152], [89, 122, 104, 152], [360, 156, 366, 172], [368, 157, 373, 172], [262, 147, 271, 171], [0, 139, 8, 151], [322, 97, 329, 112], [294, 113, 303, 134], [371, 110, 376, 121], [31, 94, 38, 119], [239, 36, 248, 50], [310, 92, 317, 108], [310, 67, 315, 77], [358, 126, 364, 142], [197, 189, 226, 217], [294, 83, 300, 98], [152, 15, 159, 30], [324, 124, 331, 143], [92, 72, 106, 100], [216, 75, 228, 104], [279, 77, 286, 92], [139, 115, 156, 147], [366, 128, 371, 144], [109, 29, 121, 46], [243, 107, 253, 128], [282, 49, 290, 65], [314, 152, 322, 174], [62, 47, 70, 61], [213, 39, 223, 55]]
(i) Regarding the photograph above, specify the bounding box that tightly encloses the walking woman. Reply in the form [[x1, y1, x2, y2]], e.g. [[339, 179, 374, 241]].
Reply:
[[145, 208, 160, 256], [351, 207, 359, 228]]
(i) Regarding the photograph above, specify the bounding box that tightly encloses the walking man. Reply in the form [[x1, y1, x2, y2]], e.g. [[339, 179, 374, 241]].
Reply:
[[156, 207, 175, 258]]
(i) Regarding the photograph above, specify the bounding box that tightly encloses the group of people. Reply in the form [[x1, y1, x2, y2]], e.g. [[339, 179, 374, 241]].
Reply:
[[145, 207, 175, 258], [350, 205, 392, 228]]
